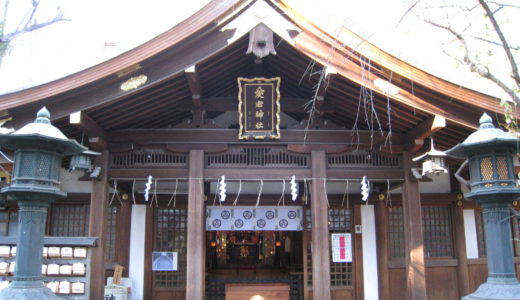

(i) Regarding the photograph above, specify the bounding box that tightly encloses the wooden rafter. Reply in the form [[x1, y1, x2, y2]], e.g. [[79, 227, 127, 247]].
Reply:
[[69, 111, 106, 139], [404, 115, 446, 153], [184, 66, 202, 108], [293, 31, 480, 130]]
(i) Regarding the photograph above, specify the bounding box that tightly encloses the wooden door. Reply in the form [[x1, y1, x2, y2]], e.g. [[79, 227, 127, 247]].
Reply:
[[304, 207, 355, 300], [151, 207, 188, 300]]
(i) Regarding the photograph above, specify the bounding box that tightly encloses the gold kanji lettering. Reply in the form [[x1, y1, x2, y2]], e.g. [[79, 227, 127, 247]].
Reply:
[[255, 86, 265, 99], [255, 122, 264, 129], [255, 100, 264, 108], [255, 110, 264, 118]]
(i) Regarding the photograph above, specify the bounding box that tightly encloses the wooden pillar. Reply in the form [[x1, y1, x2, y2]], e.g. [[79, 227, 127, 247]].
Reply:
[[116, 200, 132, 276], [452, 204, 470, 297], [311, 150, 331, 300], [302, 229, 309, 299], [186, 150, 205, 300], [376, 200, 390, 300], [88, 150, 110, 299], [402, 152, 427, 300], [353, 205, 364, 299]]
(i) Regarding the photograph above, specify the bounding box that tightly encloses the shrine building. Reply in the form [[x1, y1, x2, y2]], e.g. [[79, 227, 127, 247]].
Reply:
[[0, 1, 518, 300]]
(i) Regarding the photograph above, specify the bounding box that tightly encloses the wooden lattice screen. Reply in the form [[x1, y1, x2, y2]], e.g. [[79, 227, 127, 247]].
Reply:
[[110, 149, 187, 168], [328, 150, 401, 168], [206, 146, 309, 168], [389, 206, 454, 258], [154, 208, 187, 288], [49, 205, 90, 237], [305, 208, 353, 287], [388, 207, 405, 259], [422, 206, 453, 257], [105, 206, 118, 262]]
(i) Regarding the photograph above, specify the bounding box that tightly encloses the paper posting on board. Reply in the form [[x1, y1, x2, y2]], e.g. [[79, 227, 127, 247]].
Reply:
[[331, 233, 352, 263]]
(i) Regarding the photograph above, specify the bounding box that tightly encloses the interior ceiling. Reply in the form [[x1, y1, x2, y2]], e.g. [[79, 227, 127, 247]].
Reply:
[[51, 31, 477, 151]]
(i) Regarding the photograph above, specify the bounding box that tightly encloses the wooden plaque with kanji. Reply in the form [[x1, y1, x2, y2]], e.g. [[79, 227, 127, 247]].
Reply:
[[237, 77, 281, 139]]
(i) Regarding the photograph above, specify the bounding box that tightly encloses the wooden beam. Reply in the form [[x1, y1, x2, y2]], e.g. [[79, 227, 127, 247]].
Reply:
[[108, 128, 404, 147], [108, 168, 188, 179], [88, 136, 107, 152], [452, 204, 470, 297], [315, 71, 336, 114], [402, 152, 427, 300], [186, 150, 205, 299], [310, 150, 331, 300], [184, 66, 202, 108], [69, 111, 107, 140], [405, 115, 446, 152], [88, 150, 109, 300], [116, 200, 132, 277]]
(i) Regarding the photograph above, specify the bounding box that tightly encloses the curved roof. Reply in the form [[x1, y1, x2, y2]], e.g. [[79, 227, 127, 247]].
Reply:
[[0, 0, 513, 151]]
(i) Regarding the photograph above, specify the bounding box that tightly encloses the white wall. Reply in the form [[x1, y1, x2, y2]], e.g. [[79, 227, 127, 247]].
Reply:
[[129, 205, 147, 300], [463, 209, 479, 259], [361, 205, 379, 300]]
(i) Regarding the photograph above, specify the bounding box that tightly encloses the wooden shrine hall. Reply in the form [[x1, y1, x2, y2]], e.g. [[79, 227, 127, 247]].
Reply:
[[0, 1, 519, 300]]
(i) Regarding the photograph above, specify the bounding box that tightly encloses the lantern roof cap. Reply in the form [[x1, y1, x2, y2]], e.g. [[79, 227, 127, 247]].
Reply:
[[413, 139, 447, 162], [0, 107, 86, 155], [446, 113, 518, 159]]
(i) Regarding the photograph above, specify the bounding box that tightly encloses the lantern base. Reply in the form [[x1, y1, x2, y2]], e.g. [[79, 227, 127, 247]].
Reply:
[[462, 282, 520, 300], [0, 284, 60, 300]]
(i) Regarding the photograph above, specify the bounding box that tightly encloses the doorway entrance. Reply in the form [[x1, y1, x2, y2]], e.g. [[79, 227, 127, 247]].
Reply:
[[205, 206, 304, 299]]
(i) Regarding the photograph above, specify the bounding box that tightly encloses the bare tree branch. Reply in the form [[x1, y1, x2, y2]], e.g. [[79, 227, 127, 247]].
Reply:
[[2, 0, 69, 44], [478, 0, 520, 87], [397, 0, 422, 27], [468, 34, 520, 51], [3, 15, 70, 42], [426, 19, 520, 104], [487, 1, 520, 9]]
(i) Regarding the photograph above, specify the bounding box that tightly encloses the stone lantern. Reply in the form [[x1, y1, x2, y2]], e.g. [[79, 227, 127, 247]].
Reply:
[[0, 107, 86, 300], [447, 113, 520, 300]]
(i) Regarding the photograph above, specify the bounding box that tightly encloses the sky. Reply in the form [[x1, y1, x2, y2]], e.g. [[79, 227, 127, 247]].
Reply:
[[0, 0, 518, 100]]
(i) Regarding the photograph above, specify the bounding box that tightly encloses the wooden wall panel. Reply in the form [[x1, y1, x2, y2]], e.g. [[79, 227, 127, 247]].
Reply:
[[426, 267, 459, 300], [468, 263, 487, 293], [388, 268, 406, 300], [332, 288, 353, 300], [154, 290, 185, 300]]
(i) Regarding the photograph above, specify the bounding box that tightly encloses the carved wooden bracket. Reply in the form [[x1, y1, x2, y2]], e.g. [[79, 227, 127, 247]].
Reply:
[[246, 23, 276, 59]]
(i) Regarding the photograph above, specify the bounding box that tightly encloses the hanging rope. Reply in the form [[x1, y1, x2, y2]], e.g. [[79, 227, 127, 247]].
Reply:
[[212, 178, 218, 207], [149, 179, 158, 207], [303, 178, 308, 205], [277, 179, 286, 206], [341, 179, 349, 209], [167, 179, 179, 207], [131, 179, 137, 205], [323, 179, 330, 208], [255, 179, 264, 207], [386, 179, 392, 208], [233, 180, 242, 206], [109, 180, 123, 206]]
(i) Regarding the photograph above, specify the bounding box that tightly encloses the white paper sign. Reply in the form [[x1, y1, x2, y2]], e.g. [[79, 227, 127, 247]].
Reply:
[[331, 233, 352, 263]]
